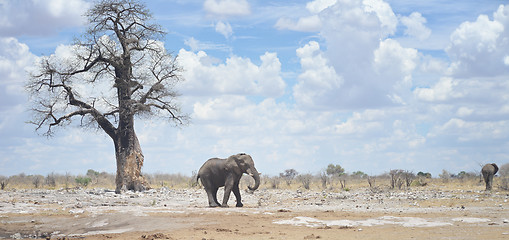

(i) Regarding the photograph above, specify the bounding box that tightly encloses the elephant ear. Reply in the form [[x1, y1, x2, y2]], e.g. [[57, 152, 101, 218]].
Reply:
[[225, 155, 242, 175], [492, 163, 499, 174]]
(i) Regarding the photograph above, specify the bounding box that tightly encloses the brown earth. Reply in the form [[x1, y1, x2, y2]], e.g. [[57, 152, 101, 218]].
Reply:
[[1, 187, 508, 239]]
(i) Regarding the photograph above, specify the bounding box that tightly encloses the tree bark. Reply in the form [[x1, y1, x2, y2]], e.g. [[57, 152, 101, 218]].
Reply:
[[113, 64, 148, 193], [114, 131, 147, 193]]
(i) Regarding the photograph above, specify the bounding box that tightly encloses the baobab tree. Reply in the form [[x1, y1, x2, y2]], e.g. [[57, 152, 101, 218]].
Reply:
[[27, 0, 188, 193]]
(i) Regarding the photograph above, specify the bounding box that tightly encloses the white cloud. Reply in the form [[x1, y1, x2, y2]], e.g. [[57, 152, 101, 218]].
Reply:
[[456, 107, 473, 117], [293, 0, 418, 110], [184, 37, 231, 52], [306, 0, 337, 14], [400, 12, 431, 41], [446, 4, 509, 77], [429, 118, 509, 143], [293, 41, 343, 109], [273, 0, 337, 32], [363, 0, 398, 36], [274, 15, 321, 32], [203, 0, 251, 18], [0, 37, 36, 102], [374, 39, 418, 82], [275, 0, 397, 35], [0, 0, 89, 36], [215, 21, 233, 38], [184, 37, 201, 52], [334, 110, 384, 136], [178, 49, 285, 98], [414, 77, 459, 102]]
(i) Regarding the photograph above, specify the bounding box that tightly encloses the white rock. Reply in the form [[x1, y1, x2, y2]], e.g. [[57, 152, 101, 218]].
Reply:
[[10, 233, 22, 239]]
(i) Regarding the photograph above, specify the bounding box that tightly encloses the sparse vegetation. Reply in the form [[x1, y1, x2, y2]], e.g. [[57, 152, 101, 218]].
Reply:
[[32, 175, 43, 188], [1, 163, 507, 192], [75, 177, 92, 187], [499, 163, 509, 190], [297, 174, 313, 190], [439, 169, 452, 183], [0, 176, 8, 190], [280, 169, 298, 186], [319, 171, 328, 189], [45, 172, 57, 188]]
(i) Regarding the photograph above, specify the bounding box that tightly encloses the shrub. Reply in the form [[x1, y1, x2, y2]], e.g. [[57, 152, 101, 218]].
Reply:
[[75, 177, 92, 187], [417, 172, 432, 178], [499, 163, 509, 191], [32, 175, 43, 188], [319, 171, 328, 188], [0, 176, 8, 190], [326, 164, 345, 177], [297, 174, 313, 190], [45, 173, 56, 188], [280, 169, 298, 186], [439, 170, 452, 183]]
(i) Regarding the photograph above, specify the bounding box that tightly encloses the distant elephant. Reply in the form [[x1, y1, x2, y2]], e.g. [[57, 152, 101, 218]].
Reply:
[[481, 163, 499, 190], [197, 153, 260, 207]]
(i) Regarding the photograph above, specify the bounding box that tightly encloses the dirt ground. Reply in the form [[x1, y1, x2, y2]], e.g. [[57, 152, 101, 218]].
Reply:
[[1, 187, 508, 239]]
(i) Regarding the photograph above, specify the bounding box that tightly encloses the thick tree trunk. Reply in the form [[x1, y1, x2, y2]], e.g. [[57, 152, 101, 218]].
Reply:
[[114, 132, 147, 193], [113, 67, 148, 194]]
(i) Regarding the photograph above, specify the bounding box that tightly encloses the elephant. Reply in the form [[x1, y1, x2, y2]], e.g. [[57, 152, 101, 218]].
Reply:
[[481, 163, 499, 190], [196, 153, 260, 207]]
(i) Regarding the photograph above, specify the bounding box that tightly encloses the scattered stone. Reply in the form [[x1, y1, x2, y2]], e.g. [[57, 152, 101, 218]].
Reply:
[[141, 233, 172, 239], [304, 234, 321, 239], [10, 233, 22, 239]]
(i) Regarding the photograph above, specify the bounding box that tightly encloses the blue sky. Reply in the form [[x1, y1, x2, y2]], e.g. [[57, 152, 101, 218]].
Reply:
[[1, 0, 509, 177]]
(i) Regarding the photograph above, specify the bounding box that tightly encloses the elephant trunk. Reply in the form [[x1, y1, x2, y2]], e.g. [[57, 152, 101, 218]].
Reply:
[[247, 168, 260, 191]]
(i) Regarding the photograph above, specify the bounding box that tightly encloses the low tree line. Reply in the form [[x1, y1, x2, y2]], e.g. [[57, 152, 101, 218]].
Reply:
[[264, 162, 509, 191], [1, 163, 509, 191], [0, 170, 196, 190]]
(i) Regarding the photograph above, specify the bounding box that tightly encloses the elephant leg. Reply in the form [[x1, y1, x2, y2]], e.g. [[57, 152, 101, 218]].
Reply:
[[202, 178, 220, 207], [233, 184, 243, 207], [222, 178, 234, 207], [488, 175, 494, 190], [484, 174, 491, 190], [206, 187, 220, 207], [212, 187, 221, 206]]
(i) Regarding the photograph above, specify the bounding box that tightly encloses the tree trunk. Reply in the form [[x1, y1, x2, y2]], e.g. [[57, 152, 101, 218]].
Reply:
[[114, 68, 148, 194], [114, 131, 148, 193]]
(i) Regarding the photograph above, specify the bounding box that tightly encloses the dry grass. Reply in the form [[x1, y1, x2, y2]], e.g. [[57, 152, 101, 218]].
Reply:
[[1, 171, 507, 193]]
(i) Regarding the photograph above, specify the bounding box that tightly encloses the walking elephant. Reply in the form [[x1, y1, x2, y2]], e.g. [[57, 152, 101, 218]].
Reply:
[[481, 163, 498, 190], [197, 153, 260, 207]]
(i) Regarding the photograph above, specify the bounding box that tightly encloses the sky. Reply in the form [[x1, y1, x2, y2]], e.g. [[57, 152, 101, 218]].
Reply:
[[1, 0, 509, 177]]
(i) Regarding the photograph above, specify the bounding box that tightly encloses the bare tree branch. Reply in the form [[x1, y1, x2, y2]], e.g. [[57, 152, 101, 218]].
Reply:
[[26, 0, 189, 192]]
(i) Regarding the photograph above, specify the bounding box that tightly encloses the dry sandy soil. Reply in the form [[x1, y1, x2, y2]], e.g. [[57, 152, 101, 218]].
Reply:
[[1, 186, 509, 239]]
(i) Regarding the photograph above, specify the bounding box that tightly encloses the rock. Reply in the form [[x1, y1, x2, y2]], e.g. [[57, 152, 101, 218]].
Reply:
[[503, 219, 509, 223], [69, 209, 84, 214], [10, 233, 22, 239]]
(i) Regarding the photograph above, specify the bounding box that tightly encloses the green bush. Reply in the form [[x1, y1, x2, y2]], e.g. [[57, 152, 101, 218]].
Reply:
[[75, 177, 92, 187]]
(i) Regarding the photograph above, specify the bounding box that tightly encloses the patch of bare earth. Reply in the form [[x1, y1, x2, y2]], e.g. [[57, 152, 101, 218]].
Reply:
[[1, 187, 508, 239]]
